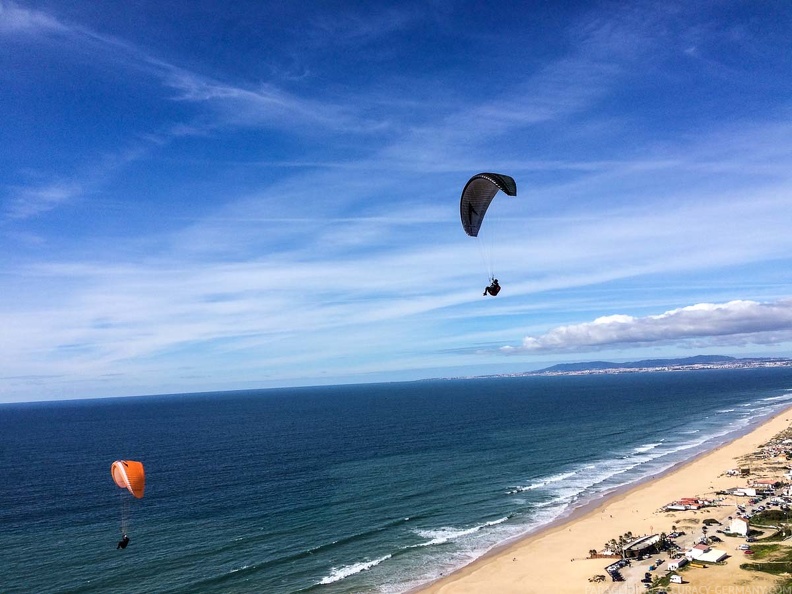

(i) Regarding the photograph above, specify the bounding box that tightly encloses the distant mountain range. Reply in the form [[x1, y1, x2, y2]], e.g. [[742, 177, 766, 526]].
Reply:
[[538, 355, 737, 373], [529, 355, 792, 375]]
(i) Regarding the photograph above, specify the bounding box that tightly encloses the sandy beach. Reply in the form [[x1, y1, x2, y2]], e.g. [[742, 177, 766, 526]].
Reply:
[[415, 406, 792, 594]]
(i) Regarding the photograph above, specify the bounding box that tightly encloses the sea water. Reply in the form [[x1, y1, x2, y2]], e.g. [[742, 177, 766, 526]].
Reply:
[[2, 368, 792, 593]]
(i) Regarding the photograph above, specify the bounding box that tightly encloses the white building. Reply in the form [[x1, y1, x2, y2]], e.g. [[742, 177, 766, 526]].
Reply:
[[667, 558, 688, 571], [685, 543, 728, 563], [730, 517, 749, 536]]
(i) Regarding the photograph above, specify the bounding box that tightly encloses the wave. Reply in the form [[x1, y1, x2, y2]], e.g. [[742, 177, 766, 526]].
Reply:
[[539, 428, 729, 505], [760, 392, 792, 403], [411, 517, 510, 548], [318, 555, 392, 585], [229, 565, 251, 574], [633, 441, 663, 454], [510, 413, 762, 518], [506, 470, 581, 494]]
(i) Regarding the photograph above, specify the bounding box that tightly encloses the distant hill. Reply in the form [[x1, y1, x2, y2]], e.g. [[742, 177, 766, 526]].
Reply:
[[537, 355, 738, 374]]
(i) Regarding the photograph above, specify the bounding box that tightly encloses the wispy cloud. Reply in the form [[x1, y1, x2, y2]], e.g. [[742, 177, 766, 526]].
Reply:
[[3, 1, 792, 401], [306, 5, 421, 45], [501, 299, 792, 354], [163, 73, 373, 132], [4, 181, 83, 219], [1, 2, 380, 135], [0, 1, 65, 34]]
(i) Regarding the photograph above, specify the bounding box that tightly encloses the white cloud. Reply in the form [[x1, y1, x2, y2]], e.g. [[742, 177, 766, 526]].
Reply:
[[0, 1, 65, 35], [501, 299, 792, 353], [5, 181, 83, 219], [164, 73, 369, 132]]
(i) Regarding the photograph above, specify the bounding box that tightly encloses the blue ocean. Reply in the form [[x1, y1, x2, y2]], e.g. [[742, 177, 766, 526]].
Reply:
[[3, 368, 792, 594]]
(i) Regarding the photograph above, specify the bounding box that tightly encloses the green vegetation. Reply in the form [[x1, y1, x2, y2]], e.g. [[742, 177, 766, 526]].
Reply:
[[750, 509, 792, 543], [741, 561, 792, 574], [744, 544, 782, 561], [752, 510, 790, 525], [763, 527, 792, 542], [740, 543, 792, 593], [771, 579, 792, 594], [649, 574, 671, 589]]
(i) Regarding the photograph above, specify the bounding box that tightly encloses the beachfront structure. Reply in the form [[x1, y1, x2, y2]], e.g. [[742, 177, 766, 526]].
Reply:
[[751, 478, 780, 489], [685, 543, 728, 563], [667, 558, 688, 571], [663, 497, 714, 511], [729, 518, 749, 536], [622, 534, 662, 559], [664, 503, 688, 511]]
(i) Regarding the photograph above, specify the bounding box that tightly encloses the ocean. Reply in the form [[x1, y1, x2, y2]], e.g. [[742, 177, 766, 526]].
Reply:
[[2, 368, 792, 593]]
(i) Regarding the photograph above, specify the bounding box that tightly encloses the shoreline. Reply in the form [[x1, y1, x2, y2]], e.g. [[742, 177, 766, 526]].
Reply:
[[410, 404, 792, 594]]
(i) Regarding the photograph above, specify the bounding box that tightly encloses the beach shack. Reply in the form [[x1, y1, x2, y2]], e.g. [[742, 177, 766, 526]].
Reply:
[[752, 478, 779, 491], [664, 503, 688, 511], [730, 518, 749, 536], [667, 558, 688, 571], [622, 534, 661, 559], [664, 497, 716, 512], [664, 498, 700, 511]]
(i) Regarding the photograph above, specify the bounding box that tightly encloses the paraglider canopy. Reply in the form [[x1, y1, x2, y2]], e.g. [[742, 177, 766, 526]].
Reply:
[[111, 460, 145, 499], [460, 173, 516, 237]]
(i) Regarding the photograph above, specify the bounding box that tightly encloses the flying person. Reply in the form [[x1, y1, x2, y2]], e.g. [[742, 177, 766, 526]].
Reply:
[[483, 278, 501, 296], [459, 173, 517, 294], [111, 460, 145, 547]]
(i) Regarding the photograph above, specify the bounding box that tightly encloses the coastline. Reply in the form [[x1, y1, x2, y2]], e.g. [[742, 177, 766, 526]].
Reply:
[[411, 404, 792, 594]]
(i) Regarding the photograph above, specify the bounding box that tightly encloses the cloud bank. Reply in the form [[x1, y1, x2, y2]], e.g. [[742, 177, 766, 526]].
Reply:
[[501, 300, 792, 354]]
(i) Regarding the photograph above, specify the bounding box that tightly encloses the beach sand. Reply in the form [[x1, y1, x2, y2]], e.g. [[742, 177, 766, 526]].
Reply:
[[415, 406, 792, 594]]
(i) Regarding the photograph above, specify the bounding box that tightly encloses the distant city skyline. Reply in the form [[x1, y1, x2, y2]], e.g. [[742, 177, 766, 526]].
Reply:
[[2, 1, 792, 402]]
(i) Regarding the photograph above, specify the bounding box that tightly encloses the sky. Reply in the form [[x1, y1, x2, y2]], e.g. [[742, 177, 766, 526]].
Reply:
[[2, 0, 792, 402]]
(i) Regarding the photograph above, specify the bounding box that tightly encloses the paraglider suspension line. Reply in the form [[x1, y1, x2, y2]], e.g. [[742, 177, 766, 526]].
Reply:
[[119, 490, 130, 534]]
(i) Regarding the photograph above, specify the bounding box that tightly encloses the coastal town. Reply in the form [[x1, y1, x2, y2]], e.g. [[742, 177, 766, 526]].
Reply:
[[588, 429, 792, 593], [417, 406, 792, 594], [530, 356, 792, 377], [448, 356, 792, 382]]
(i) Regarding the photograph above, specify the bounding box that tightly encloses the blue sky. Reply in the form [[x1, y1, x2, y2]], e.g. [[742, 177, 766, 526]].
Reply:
[[2, 1, 792, 402]]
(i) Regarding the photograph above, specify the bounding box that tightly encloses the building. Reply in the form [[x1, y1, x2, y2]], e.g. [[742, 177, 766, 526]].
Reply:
[[667, 558, 688, 571], [622, 534, 662, 559], [751, 478, 779, 490], [685, 544, 728, 563], [730, 518, 749, 536], [663, 497, 712, 511]]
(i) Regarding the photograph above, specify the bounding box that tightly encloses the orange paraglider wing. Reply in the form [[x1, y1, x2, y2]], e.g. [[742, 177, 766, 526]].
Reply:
[[111, 460, 145, 499]]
